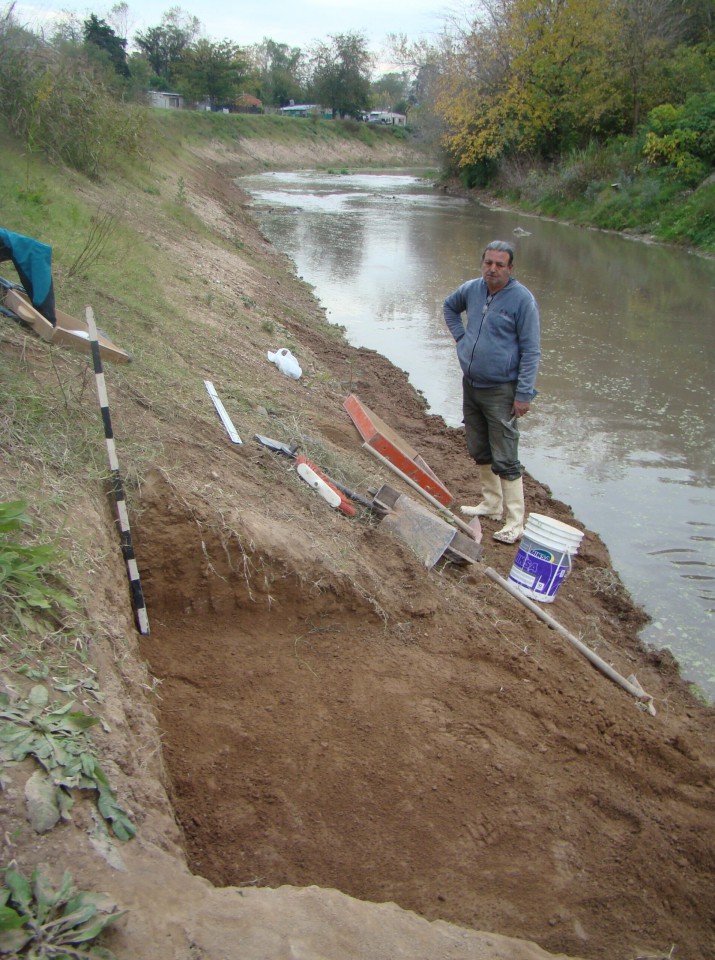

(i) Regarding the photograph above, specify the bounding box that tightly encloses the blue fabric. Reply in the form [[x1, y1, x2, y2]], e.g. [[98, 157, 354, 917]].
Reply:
[[0, 228, 55, 321], [444, 276, 541, 403]]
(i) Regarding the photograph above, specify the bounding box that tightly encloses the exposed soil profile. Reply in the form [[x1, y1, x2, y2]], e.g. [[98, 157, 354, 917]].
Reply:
[[136, 343, 715, 960], [4, 128, 711, 960]]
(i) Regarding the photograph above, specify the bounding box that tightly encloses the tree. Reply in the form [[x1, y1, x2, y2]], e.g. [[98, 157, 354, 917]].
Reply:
[[386, 34, 445, 140], [83, 13, 129, 77], [106, 2, 132, 41], [669, 0, 714, 43], [434, 0, 622, 169], [133, 7, 200, 86], [309, 32, 374, 118], [48, 12, 84, 46], [371, 71, 411, 112], [248, 38, 307, 106], [174, 38, 248, 105], [612, 0, 687, 130]]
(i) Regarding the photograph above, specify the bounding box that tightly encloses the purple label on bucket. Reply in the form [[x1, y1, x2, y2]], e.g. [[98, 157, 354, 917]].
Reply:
[[508, 535, 570, 600]]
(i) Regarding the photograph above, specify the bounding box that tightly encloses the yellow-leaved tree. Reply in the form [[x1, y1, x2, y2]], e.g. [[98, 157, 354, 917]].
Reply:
[[435, 0, 622, 172]]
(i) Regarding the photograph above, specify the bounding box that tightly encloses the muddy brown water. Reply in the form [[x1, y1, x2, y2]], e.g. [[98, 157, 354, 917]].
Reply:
[[241, 169, 715, 699]]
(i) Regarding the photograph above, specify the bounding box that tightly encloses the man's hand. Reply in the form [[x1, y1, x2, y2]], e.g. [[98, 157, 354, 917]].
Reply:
[[512, 400, 531, 418]]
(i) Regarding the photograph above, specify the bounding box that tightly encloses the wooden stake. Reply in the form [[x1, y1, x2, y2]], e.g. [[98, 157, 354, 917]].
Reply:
[[483, 565, 656, 714]]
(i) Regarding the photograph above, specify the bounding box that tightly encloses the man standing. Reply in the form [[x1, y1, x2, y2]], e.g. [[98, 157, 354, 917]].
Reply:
[[443, 240, 540, 544]]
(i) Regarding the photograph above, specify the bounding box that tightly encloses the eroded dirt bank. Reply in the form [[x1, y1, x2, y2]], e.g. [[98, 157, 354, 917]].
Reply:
[[2, 129, 714, 960], [133, 140, 714, 959]]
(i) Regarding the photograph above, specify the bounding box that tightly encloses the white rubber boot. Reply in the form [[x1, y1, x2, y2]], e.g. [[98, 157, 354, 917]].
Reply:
[[460, 465, 503, 520], [493, 476, 525, 543]]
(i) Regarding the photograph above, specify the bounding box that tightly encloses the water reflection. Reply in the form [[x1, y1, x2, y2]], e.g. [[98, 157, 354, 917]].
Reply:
[[241, 169, 715, 698]]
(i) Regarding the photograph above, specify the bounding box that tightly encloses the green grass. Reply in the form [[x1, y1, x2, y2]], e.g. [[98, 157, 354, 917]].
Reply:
[[494, 138, 714, 251], [657, 181, 715, 248], [148, 109, 404, 152]]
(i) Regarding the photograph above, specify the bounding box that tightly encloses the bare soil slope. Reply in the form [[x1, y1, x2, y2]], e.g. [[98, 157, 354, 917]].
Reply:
[[2, 131, 713, 960]]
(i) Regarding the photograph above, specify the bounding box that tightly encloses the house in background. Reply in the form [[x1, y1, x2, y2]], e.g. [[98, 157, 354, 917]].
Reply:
[[148, 91, 184, 109], [279, 103, 332, 119], [235, 94, 263, 114], [367, 110, 407, 126]]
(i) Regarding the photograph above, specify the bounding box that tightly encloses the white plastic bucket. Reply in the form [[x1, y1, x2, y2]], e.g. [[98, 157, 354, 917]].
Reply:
[[507, 513, 584, 603]]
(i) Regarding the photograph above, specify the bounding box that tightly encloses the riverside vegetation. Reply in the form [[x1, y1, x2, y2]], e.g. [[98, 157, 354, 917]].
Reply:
[[1, 32, 714, 960], [420, 0, 714, 251], [0, 4, 713, 251]]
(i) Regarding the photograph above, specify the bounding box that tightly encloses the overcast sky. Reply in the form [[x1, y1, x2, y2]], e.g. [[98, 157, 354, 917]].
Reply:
[[13, 0, 447, 65]]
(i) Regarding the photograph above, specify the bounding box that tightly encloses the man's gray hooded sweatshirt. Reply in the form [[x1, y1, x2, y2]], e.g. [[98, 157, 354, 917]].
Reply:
[[443, 276, 540, 403]]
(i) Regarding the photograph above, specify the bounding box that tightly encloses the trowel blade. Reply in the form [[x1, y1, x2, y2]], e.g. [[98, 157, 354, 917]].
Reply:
[[254, 434, 298, 458]]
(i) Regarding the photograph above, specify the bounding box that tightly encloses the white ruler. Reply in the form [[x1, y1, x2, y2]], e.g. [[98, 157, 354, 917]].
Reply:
[[204, 380, 242, 444]]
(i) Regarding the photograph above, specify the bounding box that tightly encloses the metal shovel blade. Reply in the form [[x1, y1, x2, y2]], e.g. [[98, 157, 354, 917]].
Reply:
[[254, 434, 298, 457]]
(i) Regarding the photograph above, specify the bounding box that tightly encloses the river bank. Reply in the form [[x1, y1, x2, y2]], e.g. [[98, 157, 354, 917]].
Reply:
[[1, 122, 714, 960], [243, 165, 715, 701], [440, 177, 715, 259]]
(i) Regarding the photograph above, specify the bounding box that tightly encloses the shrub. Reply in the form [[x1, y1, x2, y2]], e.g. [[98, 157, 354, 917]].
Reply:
[[640, 92, 715, 186], [457, 156, 499, 188], [0, 501, 77, 634], [0, 20, 146, 178]]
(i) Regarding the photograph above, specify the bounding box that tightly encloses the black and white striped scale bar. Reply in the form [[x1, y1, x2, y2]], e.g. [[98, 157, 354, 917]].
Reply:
[[85, 306, 150, 635]]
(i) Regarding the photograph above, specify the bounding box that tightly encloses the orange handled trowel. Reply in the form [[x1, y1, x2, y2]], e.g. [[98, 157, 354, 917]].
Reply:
[[254, 435, 373, 515], [295, 457, 345, 510]]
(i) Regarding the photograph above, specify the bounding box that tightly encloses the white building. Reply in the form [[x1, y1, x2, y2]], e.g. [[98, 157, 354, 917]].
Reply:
[[367, 111, 407, 126], [148, 91, 184, 110]]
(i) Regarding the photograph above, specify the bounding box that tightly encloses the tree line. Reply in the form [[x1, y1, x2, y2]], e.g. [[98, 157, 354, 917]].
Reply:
[[398, 0, 714, 188], [1, 0, 712, 208], [9, 3, 411, 119]]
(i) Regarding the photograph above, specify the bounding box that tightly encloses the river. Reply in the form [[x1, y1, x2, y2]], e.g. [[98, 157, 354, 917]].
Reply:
[[240, 169, 715, 700]]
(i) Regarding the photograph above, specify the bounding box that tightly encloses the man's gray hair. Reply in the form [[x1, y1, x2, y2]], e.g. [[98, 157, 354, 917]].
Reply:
[[482, 240, 514, 265]]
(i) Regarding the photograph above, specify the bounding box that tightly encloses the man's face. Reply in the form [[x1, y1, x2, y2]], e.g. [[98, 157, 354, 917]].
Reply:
[[481, 249, 512, 293]]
